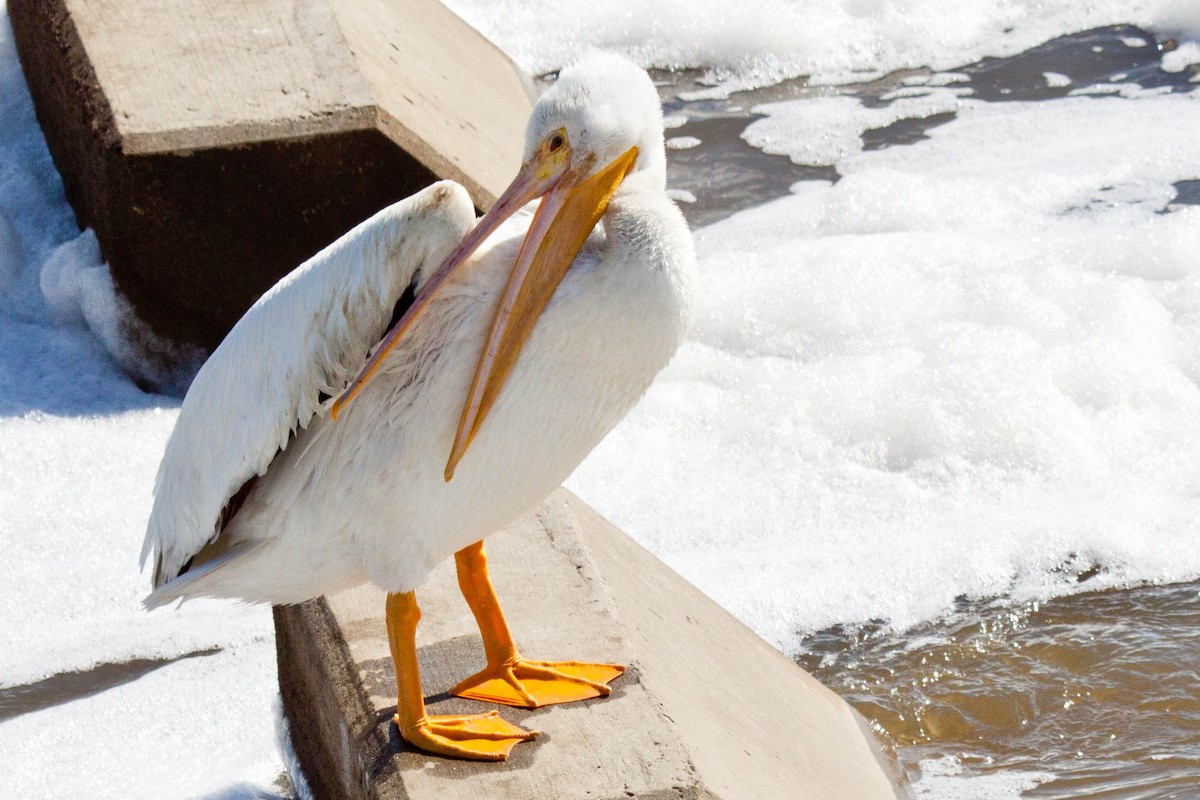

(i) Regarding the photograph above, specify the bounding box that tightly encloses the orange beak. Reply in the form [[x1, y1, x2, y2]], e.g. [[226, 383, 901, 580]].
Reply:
[[332, 142, 639, 482]]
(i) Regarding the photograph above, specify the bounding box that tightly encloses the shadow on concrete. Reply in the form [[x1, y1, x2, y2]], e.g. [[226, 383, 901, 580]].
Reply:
[[0, 646, 221, 722]]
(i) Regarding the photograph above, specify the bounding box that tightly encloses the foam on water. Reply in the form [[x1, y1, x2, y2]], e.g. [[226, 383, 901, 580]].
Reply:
[[1162, 39, 1200, 73], [572, 89, 1200, 651], [913, 756, 1053, 799], [444, 0, 1200, 89], [742, 89, 964, 166]]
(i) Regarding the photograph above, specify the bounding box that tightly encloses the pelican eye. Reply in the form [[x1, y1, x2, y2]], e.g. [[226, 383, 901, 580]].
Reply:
[[548, 132, 565, 152]]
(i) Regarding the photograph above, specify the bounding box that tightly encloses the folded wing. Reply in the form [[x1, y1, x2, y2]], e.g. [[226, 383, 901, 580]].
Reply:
[[141, 181, 476, 589]]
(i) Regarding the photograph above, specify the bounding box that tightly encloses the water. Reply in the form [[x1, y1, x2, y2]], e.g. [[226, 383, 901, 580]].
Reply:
[[647, 26, 1200, 800], [654, 24, 1199, 227], [799, 581, 1200, 798]]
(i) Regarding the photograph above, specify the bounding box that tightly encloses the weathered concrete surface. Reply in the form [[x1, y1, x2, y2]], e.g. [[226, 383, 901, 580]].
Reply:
[[276, 489, 907, 799], [9, 0, 532, 351]]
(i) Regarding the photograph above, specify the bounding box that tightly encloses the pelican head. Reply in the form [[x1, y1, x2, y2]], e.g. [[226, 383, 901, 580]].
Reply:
[[333, 53, 666, 480], [523, 51, 666, 192]]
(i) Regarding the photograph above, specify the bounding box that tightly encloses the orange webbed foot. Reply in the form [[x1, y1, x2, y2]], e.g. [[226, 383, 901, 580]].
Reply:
[[452, 657, 625, 708], [396, 709, 538, 761]]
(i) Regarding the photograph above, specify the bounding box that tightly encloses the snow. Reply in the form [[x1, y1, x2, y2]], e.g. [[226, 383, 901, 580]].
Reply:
[[38, 229, 98, 326], [1, 647, 285, 799], [5, 1, 1200, 798], [0, 6, 289, 798]]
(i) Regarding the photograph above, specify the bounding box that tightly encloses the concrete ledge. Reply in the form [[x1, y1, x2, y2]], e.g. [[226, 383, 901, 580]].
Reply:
[[9, 0, 531, 351], [276, 489, 905, 799]]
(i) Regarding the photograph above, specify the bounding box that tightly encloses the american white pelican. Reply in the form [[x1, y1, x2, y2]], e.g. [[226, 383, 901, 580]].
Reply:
[[141, 52, 693, 761]]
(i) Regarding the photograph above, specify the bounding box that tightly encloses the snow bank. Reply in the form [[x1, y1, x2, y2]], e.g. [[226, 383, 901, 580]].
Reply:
[[38, 230, 204, 395], [0, 5, 286, 797]]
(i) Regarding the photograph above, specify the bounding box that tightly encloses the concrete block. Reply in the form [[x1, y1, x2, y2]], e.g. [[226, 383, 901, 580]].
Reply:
[[9, 0, 532, 351], [275, 489, 905, 799]]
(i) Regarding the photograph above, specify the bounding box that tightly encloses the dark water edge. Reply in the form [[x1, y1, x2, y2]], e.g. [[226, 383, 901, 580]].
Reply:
[[645, 24, 1199, 228], [796, 581, 1200, 798]]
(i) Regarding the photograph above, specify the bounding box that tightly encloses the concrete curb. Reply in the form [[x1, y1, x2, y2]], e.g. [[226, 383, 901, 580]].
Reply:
[[276, 489, 906, 799]]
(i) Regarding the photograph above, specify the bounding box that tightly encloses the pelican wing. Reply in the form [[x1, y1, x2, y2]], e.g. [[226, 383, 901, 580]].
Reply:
[[141, 182, 476, 588]]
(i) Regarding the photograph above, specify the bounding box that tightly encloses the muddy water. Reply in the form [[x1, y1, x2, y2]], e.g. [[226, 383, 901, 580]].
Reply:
[[797, 582, 1200, 797], [638, 24, 1200, 800]]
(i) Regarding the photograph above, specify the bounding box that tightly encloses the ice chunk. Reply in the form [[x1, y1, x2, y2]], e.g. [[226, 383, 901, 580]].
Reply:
[[39, 229, 99, 326], [38, 230, 204, 394]]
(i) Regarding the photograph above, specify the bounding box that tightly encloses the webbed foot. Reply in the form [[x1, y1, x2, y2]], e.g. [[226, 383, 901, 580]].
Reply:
[[452, 657, 625, 708], [397, 710, 538, 761]]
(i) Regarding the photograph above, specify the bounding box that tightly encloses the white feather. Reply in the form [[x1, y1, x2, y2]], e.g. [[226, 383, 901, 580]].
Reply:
[[142, 55, 695, 609], [141, 181, 476, 588]]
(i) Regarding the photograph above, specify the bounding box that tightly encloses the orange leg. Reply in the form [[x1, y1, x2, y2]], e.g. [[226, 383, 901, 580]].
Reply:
[[450, 541, 625, 708], [385, 591, 536, 760]]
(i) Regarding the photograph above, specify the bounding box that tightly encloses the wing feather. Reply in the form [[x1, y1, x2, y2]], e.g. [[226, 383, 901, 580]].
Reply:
[[141, 181, 476, 587]]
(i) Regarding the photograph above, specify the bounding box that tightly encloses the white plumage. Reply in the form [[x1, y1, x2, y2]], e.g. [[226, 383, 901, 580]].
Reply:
[[141, 52, 694, 611], [142, 183, 474, 593]]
